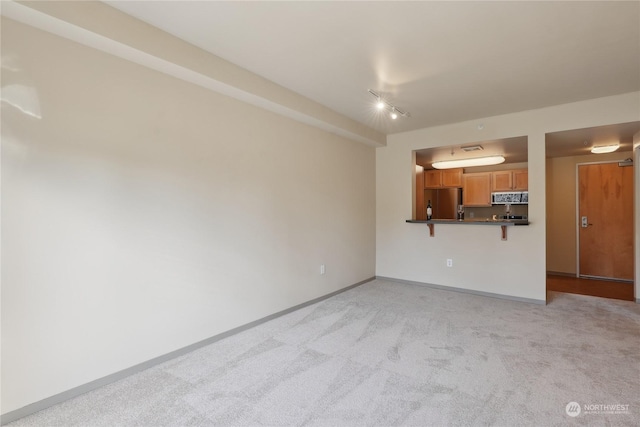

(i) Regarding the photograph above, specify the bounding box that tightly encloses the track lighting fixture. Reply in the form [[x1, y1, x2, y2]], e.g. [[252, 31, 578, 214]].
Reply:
[[368, 89, 410, 119]]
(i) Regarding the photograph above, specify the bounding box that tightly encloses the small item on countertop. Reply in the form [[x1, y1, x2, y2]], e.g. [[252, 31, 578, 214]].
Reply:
[[427, 200, 433, 220]]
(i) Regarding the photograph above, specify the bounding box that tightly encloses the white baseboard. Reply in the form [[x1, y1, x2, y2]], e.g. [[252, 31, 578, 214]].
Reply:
[[376, 276, 546, 305]]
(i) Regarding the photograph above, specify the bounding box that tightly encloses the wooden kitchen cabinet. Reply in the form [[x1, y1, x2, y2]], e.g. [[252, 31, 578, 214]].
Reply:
[[492, 171, 513, 191], [513, 170, 528, 190], [424, 170, 442, 188], [416, 168, 426, 220], [491, 169, 528, 191], [424, 168, 463, 188], [442, 168, 463, 187], [463, 172, 492, 206]]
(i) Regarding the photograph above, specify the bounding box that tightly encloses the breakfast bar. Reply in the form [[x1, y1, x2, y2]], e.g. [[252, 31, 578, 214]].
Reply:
[[406, 218, 530, 240]]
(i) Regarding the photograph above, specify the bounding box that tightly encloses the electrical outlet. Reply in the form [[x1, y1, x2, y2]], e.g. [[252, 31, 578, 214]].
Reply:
[[320, 264, 326, 275], [446, 259, 453, 267]]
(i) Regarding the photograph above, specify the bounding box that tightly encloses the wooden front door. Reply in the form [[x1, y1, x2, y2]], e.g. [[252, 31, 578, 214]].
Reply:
[[578, 162, 634, 281]]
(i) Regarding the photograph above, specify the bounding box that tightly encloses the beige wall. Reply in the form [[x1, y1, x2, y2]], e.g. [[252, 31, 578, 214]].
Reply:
[[546, 151, 633, 275], [377, 92, 639, 302], [1, 19, 375, 414]]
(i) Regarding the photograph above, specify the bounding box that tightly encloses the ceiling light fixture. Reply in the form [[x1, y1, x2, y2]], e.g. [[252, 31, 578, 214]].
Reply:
[[368, 89, 410, 119], [432, 155, 506, 170], [591, 143, 620, 154]]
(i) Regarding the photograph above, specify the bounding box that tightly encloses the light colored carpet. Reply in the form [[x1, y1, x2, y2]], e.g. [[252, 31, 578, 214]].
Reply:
[[8, 279, 640, 426]]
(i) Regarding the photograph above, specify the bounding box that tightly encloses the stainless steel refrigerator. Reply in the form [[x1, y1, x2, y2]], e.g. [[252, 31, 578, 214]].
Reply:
[[424, 188, 462, 219]]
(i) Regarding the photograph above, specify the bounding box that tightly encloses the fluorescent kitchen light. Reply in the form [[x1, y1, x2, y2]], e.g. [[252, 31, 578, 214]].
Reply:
[[591, 144, 619, 154], [432, 155, 505, 170]]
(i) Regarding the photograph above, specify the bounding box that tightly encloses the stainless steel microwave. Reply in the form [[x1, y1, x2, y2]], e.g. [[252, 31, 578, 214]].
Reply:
[[491, 191, 528, 205]]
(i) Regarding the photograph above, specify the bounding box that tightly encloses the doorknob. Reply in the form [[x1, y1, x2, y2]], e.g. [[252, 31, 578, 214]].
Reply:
[[581, 216, 593, 228]]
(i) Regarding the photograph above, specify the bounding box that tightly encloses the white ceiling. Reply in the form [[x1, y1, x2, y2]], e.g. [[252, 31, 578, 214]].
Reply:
[[415, 120, 640, 168], [545, 121, 640, 158], [106, 1, 640, 135], [416, 136, 529, 167]]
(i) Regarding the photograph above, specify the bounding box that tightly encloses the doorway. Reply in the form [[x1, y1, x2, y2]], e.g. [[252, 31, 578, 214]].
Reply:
[[545, 121, 639, 301], [577, 161, 634, 282]]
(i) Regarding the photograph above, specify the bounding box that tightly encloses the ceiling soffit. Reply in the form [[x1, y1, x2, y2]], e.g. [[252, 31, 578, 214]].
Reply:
[[105, 1, 640, 134], [1, 1, 386, 147]]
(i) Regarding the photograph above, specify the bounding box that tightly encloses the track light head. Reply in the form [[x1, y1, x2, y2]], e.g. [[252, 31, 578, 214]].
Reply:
[[368, 89, 409, 120]]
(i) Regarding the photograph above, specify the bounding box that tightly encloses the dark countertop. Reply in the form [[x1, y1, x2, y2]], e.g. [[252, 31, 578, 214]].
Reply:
[[406, 219, 530, 226]]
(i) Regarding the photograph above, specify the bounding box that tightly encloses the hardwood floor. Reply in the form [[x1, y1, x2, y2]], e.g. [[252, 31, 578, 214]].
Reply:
[[547, 274, 635, 301]]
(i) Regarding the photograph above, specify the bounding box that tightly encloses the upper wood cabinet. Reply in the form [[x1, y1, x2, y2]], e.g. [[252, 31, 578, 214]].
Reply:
[[513, 170, 528, 190], [424, 168, 463, 188], [424, 170, 441, 188], [463, 172, 492, 206], [442, 168, 463, 187], [491, 169, 528, 191], [492, 171, 512, 191]]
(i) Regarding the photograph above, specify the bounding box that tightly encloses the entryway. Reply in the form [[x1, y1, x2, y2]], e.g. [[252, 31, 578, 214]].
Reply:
[[545, 122, 639, 301], [578, 161, 634, 281], [547, 274, 634, 301]]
